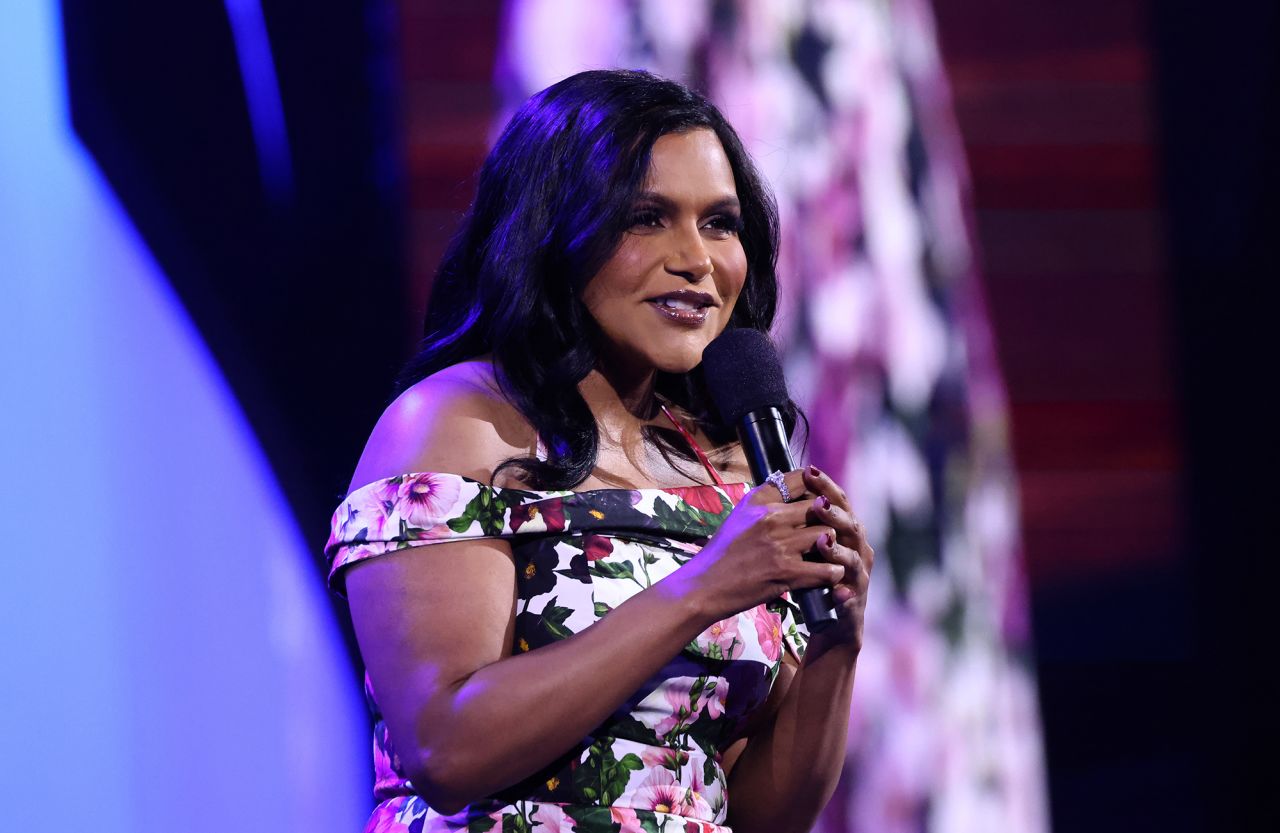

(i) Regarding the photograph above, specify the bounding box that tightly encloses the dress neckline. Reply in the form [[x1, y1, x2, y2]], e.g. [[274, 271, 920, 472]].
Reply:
[[344, 472, 750, 503]]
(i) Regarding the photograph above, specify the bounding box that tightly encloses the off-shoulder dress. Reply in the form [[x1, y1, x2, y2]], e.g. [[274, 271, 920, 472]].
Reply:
[[326, 415, 808, 833]]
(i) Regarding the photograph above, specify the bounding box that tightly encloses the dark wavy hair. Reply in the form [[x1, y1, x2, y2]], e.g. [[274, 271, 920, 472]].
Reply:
[[397, 69, 794, 488]]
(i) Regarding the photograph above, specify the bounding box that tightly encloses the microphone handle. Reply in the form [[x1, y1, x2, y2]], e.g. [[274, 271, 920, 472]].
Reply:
[[737, 408, 839, 632]]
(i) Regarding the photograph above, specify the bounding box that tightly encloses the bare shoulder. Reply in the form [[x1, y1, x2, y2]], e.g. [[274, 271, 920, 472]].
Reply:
[[348, 359, 536, 492]]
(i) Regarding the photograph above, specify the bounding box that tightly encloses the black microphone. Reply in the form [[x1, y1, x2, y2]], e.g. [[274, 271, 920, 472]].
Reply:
[[702, 328, 838, 632]]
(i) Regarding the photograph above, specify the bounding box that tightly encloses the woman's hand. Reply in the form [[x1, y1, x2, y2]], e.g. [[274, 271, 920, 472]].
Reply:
[[718, 467, 872, 833], [670, 469, 846, 623], [800, 465, 874, 653]]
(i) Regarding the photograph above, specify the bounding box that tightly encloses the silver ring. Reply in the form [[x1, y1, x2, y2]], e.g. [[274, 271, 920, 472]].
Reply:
[[765, 470, 792, 502]]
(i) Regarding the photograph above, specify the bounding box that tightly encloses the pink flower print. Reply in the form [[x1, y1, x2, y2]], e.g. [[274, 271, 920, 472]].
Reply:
[[531, 802, 575, 830], [332, 501, 360, 541], [641, 745, 690, 771], [610, 807, 646, 833], [373, 477, 402, 506], [683, 821, 720, 833], [634, 768, 690, 815], [396, 473, 460, 529], [752, 606, 783, 662], [683, 764, 715, 819], [705, 616, 742, 660], [699, 680, 725, 720], [690, 757, 705, 793], [334, 491, 386, 543], [654, 678, 700, 737], [682, 789, 714, 821]]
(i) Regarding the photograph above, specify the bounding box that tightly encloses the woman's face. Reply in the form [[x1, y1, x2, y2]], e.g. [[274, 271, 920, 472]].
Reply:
[[583, 128, 748, 379]]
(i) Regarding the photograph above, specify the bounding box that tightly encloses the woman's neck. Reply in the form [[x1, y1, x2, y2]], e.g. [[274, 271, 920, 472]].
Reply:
[[579, 364, 659, 426]]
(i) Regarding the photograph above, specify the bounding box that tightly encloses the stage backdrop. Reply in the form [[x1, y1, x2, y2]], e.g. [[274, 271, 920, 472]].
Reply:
[[497, 2, 1049, 831], [0, 4, 366, 830]]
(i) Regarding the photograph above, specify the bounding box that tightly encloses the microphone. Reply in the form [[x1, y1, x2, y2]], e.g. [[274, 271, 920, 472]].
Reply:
[[702, 328, 838, 632]]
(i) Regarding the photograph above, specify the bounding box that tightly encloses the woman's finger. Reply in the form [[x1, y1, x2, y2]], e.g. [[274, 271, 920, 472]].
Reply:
[[786, 558, 846, 590], [814, 536, 869, 589], [808, 495, 873, 562], [747, 468, 813, 507], [801, 464, 851, 512], [787, 528, 868, 585], [767, 498, 816, 529], [782, 524, 838, 556]]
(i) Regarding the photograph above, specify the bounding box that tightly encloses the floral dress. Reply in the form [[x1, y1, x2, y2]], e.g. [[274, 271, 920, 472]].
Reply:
[[326, 472, 809, 833]]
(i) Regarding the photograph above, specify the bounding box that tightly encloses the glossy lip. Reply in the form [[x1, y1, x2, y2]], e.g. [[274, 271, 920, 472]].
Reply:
[[646, 288, 718, 308], [648, 300, 710, 325]]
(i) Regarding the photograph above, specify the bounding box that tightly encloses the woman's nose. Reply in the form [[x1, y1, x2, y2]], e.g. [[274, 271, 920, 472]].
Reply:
[[664, 227, 714, 282]]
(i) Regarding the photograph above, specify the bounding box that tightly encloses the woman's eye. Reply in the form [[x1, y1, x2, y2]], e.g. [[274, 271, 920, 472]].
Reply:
[[629, 210, 664, 229], [704, 214, 744, 235]]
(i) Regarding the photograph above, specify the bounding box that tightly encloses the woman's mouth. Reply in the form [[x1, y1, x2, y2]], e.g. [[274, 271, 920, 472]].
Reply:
[[646, 290, 716, 325]]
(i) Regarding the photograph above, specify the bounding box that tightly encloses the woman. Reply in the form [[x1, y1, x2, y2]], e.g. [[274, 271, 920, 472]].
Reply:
[[326, 69, 873, 833]]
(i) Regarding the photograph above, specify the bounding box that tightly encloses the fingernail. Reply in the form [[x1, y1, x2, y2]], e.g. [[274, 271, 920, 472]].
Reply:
[[823, 531, 836, 549], [817, 495, 831, 510], [808, 465, 822, 478]]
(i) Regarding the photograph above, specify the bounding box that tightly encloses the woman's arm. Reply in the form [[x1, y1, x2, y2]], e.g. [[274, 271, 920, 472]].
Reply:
[[722, 638, 859, 833], [348, 536, 712, 814], [343, 373, 842, 815], [723, 467, 874, 833]]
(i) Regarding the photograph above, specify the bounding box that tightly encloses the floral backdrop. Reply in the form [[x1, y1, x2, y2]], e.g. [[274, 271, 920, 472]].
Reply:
[[497, 1, 1050, 830]]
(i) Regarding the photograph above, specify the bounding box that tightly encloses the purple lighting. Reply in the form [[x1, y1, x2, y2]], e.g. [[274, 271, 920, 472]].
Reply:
[[224, 0, 293, 202]]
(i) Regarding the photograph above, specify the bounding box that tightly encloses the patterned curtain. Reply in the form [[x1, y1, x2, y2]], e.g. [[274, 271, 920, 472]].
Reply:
[[498, 2, 1049, 830]]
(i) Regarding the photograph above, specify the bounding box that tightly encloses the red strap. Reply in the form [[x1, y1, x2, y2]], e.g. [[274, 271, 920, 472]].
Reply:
[[660, 404, 728, 488]]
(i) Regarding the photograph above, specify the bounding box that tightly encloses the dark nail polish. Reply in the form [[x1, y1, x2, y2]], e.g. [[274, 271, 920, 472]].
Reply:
[[808, 465, 822, 478], [818, 495, 831, 510]]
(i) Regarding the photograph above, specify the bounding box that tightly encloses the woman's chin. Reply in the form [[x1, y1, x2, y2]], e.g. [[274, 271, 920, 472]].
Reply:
[[651, 351, 705, 376]]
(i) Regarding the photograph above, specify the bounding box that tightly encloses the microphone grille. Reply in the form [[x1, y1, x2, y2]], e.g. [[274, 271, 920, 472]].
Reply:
[[701, 328, 790, 424]]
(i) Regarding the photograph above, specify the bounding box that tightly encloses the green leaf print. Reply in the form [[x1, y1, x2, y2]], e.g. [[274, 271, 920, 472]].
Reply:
[[594, 601, 613, 618], [466, 816, 498, 833], [703, 753, 719, 787], [501, 813, 530, 833], [609, 714, 664, 746], [573, 740, 642, 807], [589, 560, 636, 582], [563, 806, 612, 830], [640, 818, 662, 833], [650, 497, 699, 533], [480, 491, 525, 536], [540, 599, 574, 640], [446, 504, 477, 533], [688, 675, 707, 704]]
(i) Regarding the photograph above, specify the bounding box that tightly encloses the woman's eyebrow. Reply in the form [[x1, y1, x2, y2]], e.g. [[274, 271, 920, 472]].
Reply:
[[635, 191, 742, 213]]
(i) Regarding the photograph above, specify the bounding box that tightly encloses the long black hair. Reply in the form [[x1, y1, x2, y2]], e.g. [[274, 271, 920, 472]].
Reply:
[[398, 69, 792, 488]]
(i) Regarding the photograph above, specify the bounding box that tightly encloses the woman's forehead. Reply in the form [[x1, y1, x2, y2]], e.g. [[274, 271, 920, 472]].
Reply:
[[643, 129, 737, 199]]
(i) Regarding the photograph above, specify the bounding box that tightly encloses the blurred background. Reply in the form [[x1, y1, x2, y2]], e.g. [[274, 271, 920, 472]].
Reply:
[[1, 1, 1274, 831]]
